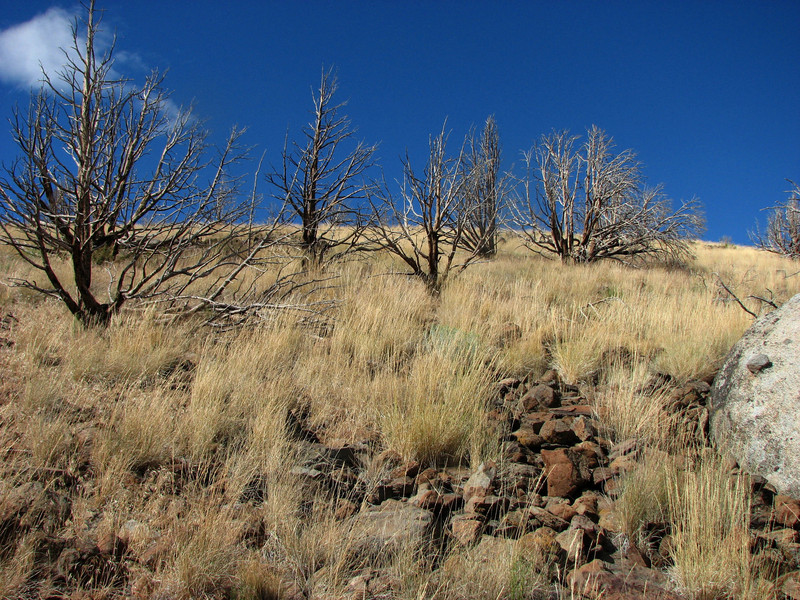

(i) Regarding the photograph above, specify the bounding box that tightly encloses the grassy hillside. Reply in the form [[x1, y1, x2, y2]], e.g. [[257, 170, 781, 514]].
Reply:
[[0, 240, 798, 599]]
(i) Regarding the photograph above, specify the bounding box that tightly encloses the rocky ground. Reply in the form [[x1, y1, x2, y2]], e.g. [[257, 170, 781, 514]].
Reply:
[[5, 361, 799, 600]]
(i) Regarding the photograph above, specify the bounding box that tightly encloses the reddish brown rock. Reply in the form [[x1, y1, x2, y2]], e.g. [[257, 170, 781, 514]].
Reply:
[[450, 515, 484, 546], [521, 384, 561, 411], [539, 418, 580, 446], [542, 448, 582, 498], [568, 558, 683, 600], [775, 495, 800, 528]]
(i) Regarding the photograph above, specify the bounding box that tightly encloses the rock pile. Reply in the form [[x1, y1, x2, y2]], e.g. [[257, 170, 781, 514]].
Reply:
[[261, 371, 800, 598], [4, 366, 800, 598]]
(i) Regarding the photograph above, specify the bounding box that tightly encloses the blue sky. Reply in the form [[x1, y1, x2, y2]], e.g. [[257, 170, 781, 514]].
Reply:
[[0, 1, 797, 243]]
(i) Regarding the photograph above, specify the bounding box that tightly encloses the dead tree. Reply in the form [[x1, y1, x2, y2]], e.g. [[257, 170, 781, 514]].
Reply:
[[751, 180, 800, 260], [460, 115, 503, 258], [509, 126, 704, 264], [366, 124, 488, 294], [0, 2, 259, 327], [266, 68, 377, 268]]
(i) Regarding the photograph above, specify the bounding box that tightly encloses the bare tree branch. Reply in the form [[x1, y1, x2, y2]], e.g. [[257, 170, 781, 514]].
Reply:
[[508, 126, 704, 265], [751, 180, 800, 260], [0, 2, 288, 327], [266, 67, 377, 268], [364, 122, 487, 294], [459, 115, 506, 258]]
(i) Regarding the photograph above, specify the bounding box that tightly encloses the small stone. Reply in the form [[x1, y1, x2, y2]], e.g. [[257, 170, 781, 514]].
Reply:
[[775, 495, 800, 528], [539, 418, 580, 445], [521, 384, 561, 411], [450, 515, 484, 546], [746, 353, 772, 374], [780, 571, 800, 600], [463, 462, 496, 502]]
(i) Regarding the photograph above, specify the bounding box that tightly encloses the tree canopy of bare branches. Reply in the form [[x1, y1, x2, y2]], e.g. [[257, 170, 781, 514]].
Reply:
[[459, 116, 504, 258], [366, 124, 492, 294], [0, 1, 255, 327], [266, 68, 377, 268], [509, 126, 704, 264], [751, 180, 800, 260]]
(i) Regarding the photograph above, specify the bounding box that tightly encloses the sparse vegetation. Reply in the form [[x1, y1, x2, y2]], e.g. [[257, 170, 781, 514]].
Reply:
[[1, 234, 798, 599], [752, 180, 800, 260], [0, 6, 798, 599]]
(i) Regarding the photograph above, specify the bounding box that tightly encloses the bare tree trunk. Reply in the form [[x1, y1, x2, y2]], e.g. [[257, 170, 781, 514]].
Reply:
[[509, 127, 704, 265], [0, 2, 255, 327], [267, 68, 376, 269]]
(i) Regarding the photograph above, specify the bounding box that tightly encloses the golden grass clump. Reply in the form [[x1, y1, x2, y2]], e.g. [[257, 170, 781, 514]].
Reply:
[[0, 235, 799, 600], [378, 337, 496, 466], [667, 451, 753, 599]]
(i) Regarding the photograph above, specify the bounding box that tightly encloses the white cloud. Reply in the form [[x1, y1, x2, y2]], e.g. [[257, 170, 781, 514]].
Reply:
[[0, 7, 78, 88], [0, 8, 184, 125]]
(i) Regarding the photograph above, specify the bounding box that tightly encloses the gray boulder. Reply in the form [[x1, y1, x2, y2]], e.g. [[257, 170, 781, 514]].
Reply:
[[346, 500, 433, 564], [710, 293, 800, 496]]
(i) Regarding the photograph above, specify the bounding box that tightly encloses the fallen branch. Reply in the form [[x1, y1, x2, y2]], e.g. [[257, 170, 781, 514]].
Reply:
[[713, 273, 756, 318]]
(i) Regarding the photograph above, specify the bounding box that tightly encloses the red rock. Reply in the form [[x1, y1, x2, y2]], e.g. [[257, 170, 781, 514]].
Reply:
[[542, 448, 582, 498], [450, 515, 484, 546], [546, 500, 577, 522], [539, 418, 580, 445], [780, 571, 800, 600], [775, 495, 800, 528], [521, 384, 560, 411]]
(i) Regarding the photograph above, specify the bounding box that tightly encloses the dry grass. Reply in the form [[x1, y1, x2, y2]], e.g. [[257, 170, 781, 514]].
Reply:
[[0, 237, 798, 599], [667, 451, 754, 599]]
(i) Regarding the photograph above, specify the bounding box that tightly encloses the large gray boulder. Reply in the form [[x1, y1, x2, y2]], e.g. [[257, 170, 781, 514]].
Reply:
[[710, 293, 800, 496]]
